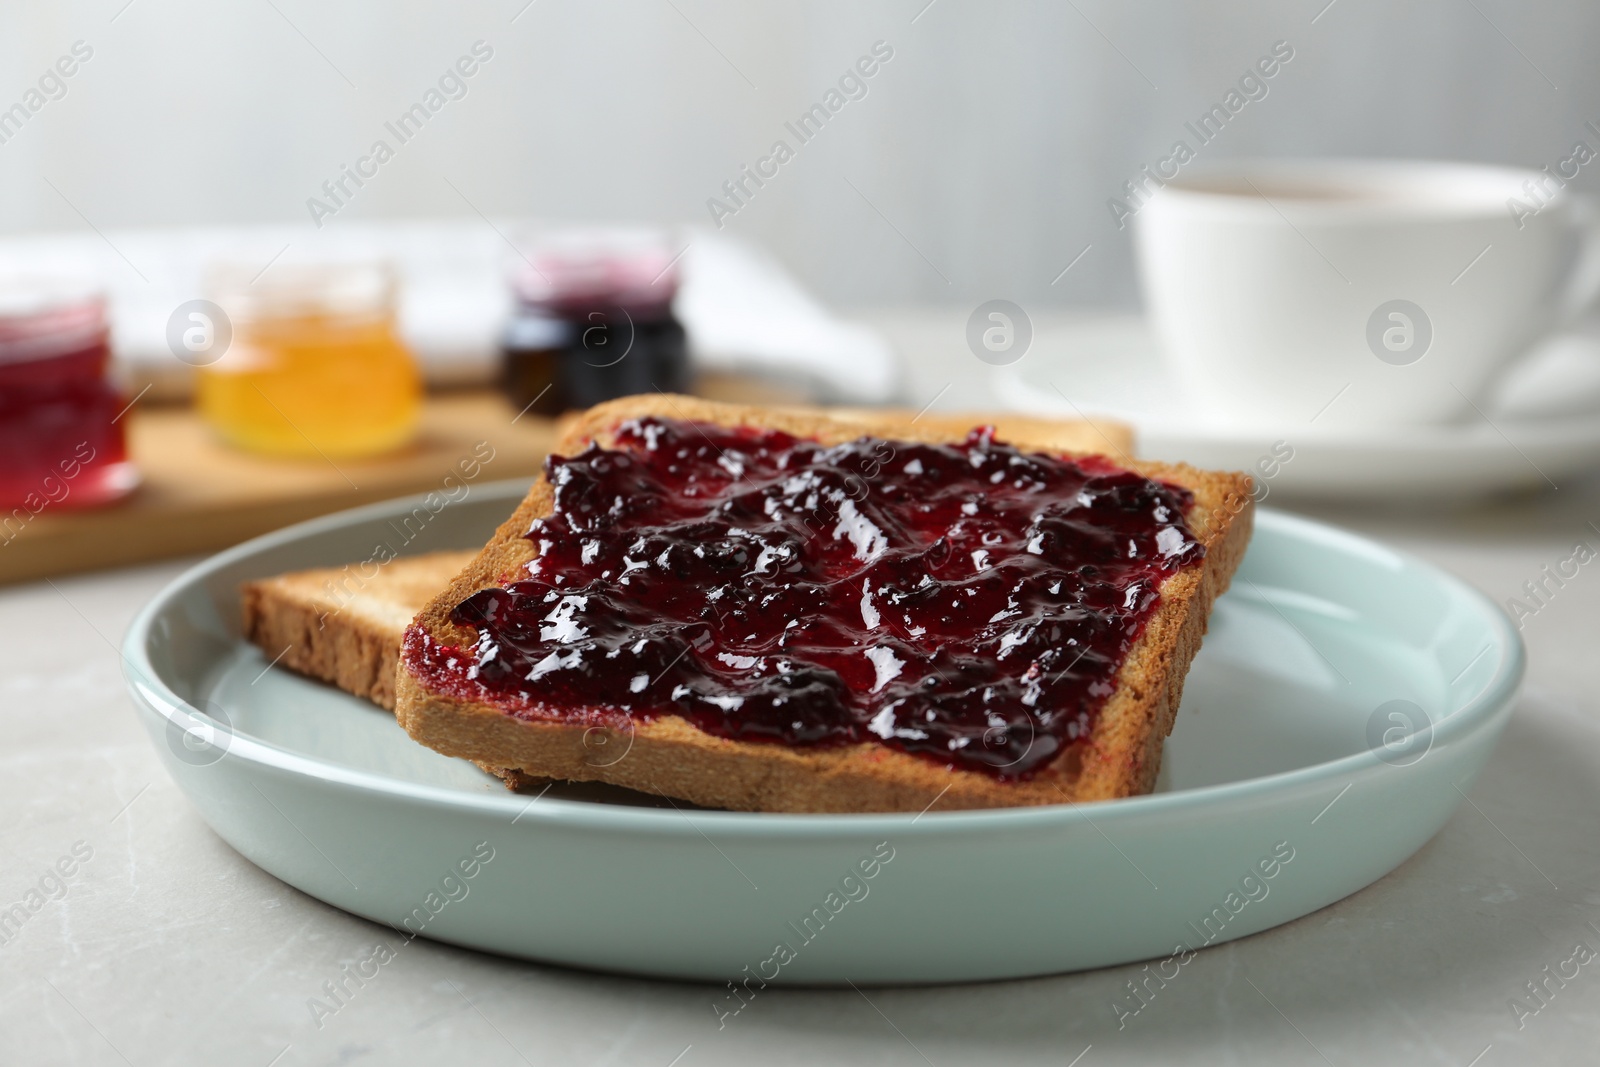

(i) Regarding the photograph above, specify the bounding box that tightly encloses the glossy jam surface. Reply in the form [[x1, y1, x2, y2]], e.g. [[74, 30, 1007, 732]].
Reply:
[[414, 418, 1204, 778]]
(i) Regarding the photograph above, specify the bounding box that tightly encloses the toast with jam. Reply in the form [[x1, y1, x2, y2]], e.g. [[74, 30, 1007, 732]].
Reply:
[[391, 396, 1253, 813]]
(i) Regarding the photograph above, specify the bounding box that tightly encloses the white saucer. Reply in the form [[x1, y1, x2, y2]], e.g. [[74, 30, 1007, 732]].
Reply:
[[996, 316, 1600, 500]]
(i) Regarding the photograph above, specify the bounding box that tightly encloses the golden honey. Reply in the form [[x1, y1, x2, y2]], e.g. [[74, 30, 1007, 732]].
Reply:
[[197, 264, 421, 458]]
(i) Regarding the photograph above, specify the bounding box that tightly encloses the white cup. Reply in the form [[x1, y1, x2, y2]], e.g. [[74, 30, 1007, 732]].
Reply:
[[1134, 159, 1600, 428]]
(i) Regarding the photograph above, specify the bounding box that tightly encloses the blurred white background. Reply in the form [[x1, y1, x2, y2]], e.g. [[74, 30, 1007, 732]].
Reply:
[[1, 0, 1596, 310]]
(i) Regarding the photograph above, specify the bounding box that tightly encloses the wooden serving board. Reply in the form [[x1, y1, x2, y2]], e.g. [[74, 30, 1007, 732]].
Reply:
[[0, 392, 557, 587]]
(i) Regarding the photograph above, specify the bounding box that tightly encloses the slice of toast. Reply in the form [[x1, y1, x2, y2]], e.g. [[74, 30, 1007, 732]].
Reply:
[[242, 551, 480, 711], [394, 396, 1252, 814], [240, 549, 549, 789], [236, 405, 1132, 798]]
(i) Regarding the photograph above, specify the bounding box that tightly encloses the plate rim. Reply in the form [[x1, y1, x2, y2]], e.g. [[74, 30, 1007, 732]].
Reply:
[[121, 481, 1525, 839]]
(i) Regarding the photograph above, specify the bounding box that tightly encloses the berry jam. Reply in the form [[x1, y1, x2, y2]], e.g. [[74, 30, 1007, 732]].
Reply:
[[409, 417, 1204, 778], [0, 290, 134, 513]]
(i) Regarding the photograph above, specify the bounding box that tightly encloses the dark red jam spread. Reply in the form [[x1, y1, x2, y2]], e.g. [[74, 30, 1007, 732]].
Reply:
[[410, 417, 1203, 778]]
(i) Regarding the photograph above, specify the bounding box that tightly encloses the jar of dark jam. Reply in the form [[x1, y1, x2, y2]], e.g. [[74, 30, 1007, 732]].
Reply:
[[0, 282, 137, 517], [500, 231, 691, 416]]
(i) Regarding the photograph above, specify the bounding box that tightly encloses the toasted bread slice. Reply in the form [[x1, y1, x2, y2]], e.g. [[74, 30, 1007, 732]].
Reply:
[[238, 401, 1121, 794], [242, 551, 479, 711], [240, 549, 548, 789], [394, 396, 1251, 814]]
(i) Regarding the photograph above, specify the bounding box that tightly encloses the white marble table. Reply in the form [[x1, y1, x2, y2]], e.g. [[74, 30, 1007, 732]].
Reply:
[[3, 312, 1599, 1066]]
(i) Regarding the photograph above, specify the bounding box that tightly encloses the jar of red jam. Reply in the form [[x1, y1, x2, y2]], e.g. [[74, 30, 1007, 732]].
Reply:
[[0, 282, 137, 517], [500, 230, 691, 416]]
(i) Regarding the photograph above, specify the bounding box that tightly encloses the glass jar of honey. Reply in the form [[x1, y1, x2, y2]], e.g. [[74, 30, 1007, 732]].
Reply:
[[0, 280, 137, 515], [197, 263, 421, 457]]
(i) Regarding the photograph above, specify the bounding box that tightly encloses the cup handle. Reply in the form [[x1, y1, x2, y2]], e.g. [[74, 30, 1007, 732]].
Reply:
[[1558, 194, 1600, 322], [1464, 195, 1600, 412]]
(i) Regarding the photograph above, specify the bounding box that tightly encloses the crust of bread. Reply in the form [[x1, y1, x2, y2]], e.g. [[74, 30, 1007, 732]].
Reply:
[[552, 406, 1137, 469], [816, 406, 1136, 462], [242, 551, 478, 711], [240, 549, 546, 790], [394, 395, 1252, 813]]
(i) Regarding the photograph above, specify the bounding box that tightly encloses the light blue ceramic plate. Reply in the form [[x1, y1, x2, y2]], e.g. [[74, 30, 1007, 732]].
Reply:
[[122, 481, 1522, 984]]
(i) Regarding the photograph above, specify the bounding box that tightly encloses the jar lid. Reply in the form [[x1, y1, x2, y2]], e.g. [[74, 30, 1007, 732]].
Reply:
[[207, 261, 396, 322], [511, 229, 680, 312], [0, 277, 107, 362]]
